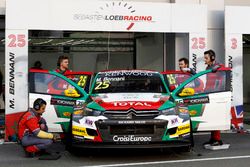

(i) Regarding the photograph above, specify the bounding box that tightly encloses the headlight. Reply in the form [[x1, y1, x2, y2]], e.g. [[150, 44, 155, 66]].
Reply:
[[160, 108, 177, 115], [83, 107, 102, 116]]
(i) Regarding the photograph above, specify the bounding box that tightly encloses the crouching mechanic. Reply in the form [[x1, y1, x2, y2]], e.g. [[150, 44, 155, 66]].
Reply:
[[18, 98, 55, 157]]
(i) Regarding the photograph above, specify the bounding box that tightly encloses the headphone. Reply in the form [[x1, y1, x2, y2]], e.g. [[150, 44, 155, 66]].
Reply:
[[33, 98, 46, 110], [211, 55, 215, 61], [208, 50, 216, 61]]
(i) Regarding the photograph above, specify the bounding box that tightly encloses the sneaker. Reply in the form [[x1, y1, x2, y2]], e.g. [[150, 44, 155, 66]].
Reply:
[[210, 140, 223, 146], [203, 139, 214, 146]]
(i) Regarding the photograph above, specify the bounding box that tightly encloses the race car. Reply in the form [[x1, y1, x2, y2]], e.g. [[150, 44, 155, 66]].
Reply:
[[67, 67, 232, 149], [68, 70, 193, 149], [8, 67, 230, 151]]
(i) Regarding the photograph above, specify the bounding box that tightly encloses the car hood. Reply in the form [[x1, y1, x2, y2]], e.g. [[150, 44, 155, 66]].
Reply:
[[92, 93, 169, 110]]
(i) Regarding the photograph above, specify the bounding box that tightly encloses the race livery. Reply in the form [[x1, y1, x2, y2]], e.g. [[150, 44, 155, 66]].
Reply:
[[69, 70, 192, 148], [5, 67, 231, 150], [68, 68, 231, 149]]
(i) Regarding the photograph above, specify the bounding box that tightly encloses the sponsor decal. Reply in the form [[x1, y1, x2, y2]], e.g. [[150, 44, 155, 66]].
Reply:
[[63, 112, 71, 117], [76, 100, 85, 106], [177, 124, 190, 135], [170, 123, 190, 137], [73, 110, 83, 115], [96, 76, 125, 82], [113, 135, 152, 142], [99, 71, 154, 77], [118, 120, 146, 124], [183, 97, 209, 105], [170, 118, 178, 125], [9, 52, 15, 109], [72, 126, 88, 136], [228, 55, 233, 100], [73, 1, 154, 30], [192, 53, 197, 72], [189, 110, 197, 116], [113, 102, 152, 107], [51, 98, 76, 106], [85, 119, 94, 126], [179, 107, 188, 113]]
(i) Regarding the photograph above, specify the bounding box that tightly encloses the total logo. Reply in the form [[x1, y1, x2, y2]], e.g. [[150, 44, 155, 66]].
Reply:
[[113, 102, 152, 107], [113, 135, 152, 142]]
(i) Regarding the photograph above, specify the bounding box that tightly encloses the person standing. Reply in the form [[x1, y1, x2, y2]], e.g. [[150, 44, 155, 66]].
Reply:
[[203, 49, 224, 146], [55, 55, 71, 75], [30, 61, 43, 70], [178, 57, 196, 75], [18, 98, 55, 157]]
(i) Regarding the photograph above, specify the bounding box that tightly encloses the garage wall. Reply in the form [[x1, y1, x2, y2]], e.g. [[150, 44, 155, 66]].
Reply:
[[243, 49, 250, 103], [136, 33, 163, 71], [175, 33, 189, 70], [0, 0, 5, 14], [29, 51, 134, 73], [225, 0, 250, 6], [28, 53, 73, 71], [0, 52, 4, 81]]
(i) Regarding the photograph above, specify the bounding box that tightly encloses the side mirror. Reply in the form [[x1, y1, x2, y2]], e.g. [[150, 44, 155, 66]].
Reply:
[[64, 88, 80, 97], [179, 88, 195, 97]]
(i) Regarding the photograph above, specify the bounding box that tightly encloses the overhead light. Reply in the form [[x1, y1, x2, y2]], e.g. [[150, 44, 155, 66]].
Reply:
[[33, 39, 53, 45]]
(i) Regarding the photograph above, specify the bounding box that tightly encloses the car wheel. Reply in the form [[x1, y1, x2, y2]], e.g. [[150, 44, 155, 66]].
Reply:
[[190, 120, 194, 147], [65, 116, 73, 152]]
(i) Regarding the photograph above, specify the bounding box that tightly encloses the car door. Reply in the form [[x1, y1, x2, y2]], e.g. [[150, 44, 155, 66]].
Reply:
[[171, 67, 231, 131], [29, 69, 88, 133], [161, 71, 203, 92]]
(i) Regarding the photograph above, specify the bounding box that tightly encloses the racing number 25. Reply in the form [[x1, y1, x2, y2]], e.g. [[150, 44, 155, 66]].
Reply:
[[95, 81, 110, 90], [8, 34, 26, 47], [77, 75, 88, 87], [191, 37, 205, 49]]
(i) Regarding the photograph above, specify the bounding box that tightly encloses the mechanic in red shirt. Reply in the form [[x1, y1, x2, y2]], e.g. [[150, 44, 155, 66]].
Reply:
[[47, 55, 74, 95], [55, 55, 71, 75], [203, 49, 224, 147], [18, 98, 54, 157]]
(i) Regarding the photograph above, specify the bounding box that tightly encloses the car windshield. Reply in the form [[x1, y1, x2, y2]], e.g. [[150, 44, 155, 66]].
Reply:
[[92, 71, 167, 94]]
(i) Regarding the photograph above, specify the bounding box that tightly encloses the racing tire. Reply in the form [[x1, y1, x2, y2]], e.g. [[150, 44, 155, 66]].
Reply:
[[65, 116, 73, 152], [190, 120, 194, 147]]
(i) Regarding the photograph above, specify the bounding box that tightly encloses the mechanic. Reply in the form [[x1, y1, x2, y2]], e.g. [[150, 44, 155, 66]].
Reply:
[[55, 55, 71, 75], [177, 58, 205, 93], [203, 49, 224, 147], [178, 57, 196, 74], [30, 60, 43, 70], [18, 98, 55, 157]]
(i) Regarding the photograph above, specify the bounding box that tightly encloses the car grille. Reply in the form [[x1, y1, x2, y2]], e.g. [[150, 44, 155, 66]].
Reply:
[[110, 125, 154, 135], [103, 109, 160, 119]]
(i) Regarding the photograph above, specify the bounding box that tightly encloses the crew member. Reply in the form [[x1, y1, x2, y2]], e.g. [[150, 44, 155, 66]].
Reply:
[[18, 98, 54, 157], [55, 55, 71, 75], [203, 49, 224, 146], [178, 57, 196, 75]]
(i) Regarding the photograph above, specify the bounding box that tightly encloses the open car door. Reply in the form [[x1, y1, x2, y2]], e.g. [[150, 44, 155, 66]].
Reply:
[[64, 71, 93, 94], [161, 71, 204, 92], [171, 67, 231, 131], [29, 69, 88, 133]]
